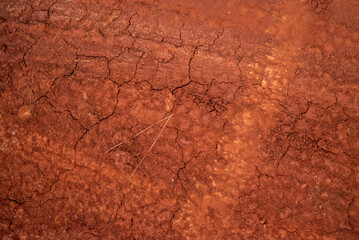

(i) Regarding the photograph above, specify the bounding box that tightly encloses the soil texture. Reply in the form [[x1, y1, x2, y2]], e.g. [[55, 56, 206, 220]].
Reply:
[[1, 0, 359, 239]]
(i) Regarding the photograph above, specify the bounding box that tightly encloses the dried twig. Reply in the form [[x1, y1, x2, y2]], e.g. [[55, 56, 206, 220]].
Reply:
[[104, 114, 174, 153], [129, 114, 174, 179], [121, 53, 133, 61], [52, 32, 58, 43], [131, 158, 148, 176]]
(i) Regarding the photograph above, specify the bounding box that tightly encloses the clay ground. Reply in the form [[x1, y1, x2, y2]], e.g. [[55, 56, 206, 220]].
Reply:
[[0, 0, 359, 239]]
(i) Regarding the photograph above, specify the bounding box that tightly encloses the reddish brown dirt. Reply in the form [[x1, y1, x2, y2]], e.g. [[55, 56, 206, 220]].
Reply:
[[1, 0, 359, 239]]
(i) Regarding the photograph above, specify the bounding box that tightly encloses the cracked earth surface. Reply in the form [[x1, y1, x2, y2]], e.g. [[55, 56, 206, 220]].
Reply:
[[1, 0, 359, 239]]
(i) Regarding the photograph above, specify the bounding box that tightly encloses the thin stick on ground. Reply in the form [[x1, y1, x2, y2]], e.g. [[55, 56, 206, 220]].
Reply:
[[121, 53, 133, 61], [53, 32, 58, 43], [131, 158, 148, 176], [129, 114, 174, 179], [104, 114, 174, 154]]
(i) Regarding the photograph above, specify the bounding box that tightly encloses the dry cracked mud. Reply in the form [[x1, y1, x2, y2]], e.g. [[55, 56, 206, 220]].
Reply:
[[1, 0, 359, 239]]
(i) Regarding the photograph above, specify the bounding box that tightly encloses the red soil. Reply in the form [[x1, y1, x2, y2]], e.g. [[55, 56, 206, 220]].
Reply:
[[1, 0, 359, 239]]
